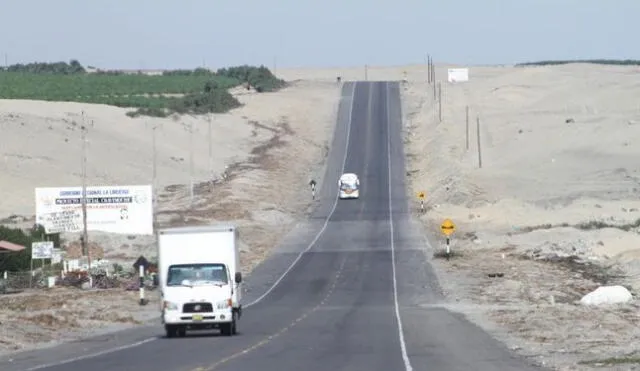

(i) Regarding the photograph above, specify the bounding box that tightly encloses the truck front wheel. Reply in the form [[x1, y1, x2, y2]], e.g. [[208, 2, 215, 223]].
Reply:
[[165, 325, 177, 338], [220, 314, 237, 336], [232, 315, 238, 335], [177, 326, 187, 337]]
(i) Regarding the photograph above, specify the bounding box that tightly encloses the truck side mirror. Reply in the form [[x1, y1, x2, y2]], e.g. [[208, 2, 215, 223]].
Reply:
[[235, 272, 242, 283]]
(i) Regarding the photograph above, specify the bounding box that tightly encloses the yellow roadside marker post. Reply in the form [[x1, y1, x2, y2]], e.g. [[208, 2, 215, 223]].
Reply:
[[440, 218, 456, 260], [417, 191, 426, 213]]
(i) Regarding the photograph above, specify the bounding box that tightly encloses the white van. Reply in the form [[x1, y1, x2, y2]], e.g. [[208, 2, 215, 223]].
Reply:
[[158, 224, 242, 338], [338, 173, 360, 199]]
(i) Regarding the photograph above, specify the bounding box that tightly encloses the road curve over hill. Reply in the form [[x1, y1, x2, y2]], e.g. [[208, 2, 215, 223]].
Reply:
[[0, 81, 544, 371]]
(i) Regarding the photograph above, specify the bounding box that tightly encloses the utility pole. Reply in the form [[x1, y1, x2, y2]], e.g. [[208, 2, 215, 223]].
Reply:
[[149, 123, 161, 262], [432, 58, 436, 83], [188, 121, 194, 204], [208, 114, 213, 182], [438, 82, 442, 122], [153, 126, 157, 201], [150, 123, 160, 231], [427, 55, 431, 84], [465, 106, 470, 151], [477, 116, 483, 169], [80, 111, 90, 280], [432, 58, 437, 100]]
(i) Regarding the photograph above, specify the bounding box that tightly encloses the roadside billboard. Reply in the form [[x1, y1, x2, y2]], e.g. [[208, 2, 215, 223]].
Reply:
[[447, 68, 469, 83], [37, 209, 83, 234], [32, 241, 54, 259], [35, 185, 153, 235]]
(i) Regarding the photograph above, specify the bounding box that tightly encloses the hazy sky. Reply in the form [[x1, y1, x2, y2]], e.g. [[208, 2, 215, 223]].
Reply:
[[1, 0, 638, 69]]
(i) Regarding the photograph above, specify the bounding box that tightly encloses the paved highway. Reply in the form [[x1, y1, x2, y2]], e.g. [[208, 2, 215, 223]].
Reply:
[[0, 81, 544, 371]]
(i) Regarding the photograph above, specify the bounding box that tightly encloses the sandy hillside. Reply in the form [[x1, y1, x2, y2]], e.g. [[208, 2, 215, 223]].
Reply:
[[0, 77, 340, 356], [0, 80, 338, 265], [401, 63, 640, 370]]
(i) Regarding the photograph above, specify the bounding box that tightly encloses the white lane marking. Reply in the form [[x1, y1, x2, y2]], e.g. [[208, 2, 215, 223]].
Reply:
[[22, 337, 157, 371], [245, 81, 357, 308], [22, 82, 357, 371], [198, 256, 349, 371], [386, 81, 414, 371]]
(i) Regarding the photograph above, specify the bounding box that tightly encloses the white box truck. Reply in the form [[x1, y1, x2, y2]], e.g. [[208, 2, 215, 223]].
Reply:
[[158, 224, 242, 338]]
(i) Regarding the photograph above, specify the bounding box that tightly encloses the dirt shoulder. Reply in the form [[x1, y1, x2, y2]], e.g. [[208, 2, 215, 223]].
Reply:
[[0, 288, 161, 354], [402, 64, 640, 370]]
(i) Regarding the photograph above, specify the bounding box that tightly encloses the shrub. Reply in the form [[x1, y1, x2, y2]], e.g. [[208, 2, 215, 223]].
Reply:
[[170, 88, 242, 114], [162, 68, 215, 76], [126, 107, 170, 118], [216, 65, 286, 92], [4, 59, 85, 74]]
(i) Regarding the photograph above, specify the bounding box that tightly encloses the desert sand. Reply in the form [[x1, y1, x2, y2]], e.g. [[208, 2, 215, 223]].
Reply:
[[0, 78, 339, 355], [3, 62, 640, 369], [401, 63, 640, 370]]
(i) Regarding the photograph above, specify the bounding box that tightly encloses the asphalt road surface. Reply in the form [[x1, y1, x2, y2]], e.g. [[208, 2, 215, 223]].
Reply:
[[0, 81, 545, 371]]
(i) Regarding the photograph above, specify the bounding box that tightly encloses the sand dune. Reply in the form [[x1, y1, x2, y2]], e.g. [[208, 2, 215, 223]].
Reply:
[[401, 62, 640, 369], [0, 101, 253, 217], [404, 63, 640, 260]]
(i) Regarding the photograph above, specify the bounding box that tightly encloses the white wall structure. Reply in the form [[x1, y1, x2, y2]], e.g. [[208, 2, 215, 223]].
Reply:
[[447, 68, 469, 83]]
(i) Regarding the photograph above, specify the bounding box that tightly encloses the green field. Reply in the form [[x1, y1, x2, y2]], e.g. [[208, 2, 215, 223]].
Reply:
[[0, 62, 286, 117], [0, 72, 238, 104]]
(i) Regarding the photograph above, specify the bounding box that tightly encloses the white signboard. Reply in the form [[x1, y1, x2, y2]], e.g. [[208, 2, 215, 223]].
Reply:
[[32, 241, 54, 259], [447, 68, 469, 83], [51, 248, 63, 264], [37, 210, 83, 234], [35, 185, 153, 235]]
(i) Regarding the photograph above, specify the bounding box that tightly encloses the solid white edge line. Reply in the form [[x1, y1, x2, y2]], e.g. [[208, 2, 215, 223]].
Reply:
[[245, 81, 357, 308], [23, 337, 157, 371], [23, 82, 358, 371], [386, 81, 414, 371]]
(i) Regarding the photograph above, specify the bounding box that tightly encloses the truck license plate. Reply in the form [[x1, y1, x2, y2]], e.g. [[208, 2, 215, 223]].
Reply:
[[192, 314, 203, 321]]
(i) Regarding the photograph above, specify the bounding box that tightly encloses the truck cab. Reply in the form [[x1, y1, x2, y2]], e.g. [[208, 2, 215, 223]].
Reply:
[[158, 225, 242, 338], [338, 173, 360, 199]]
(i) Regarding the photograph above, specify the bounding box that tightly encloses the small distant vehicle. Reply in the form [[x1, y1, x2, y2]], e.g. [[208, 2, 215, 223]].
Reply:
[[338, 173, 360, 199]]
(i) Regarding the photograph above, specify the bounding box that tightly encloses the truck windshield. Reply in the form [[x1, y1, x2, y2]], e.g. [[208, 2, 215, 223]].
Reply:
[[166, 263, 228, 286], [340, 182, 357, 190]]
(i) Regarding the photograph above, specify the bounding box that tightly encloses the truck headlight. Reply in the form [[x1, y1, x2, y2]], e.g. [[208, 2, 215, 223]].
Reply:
[[216, 299, 232, 309], [163, 301, 179, 311]]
